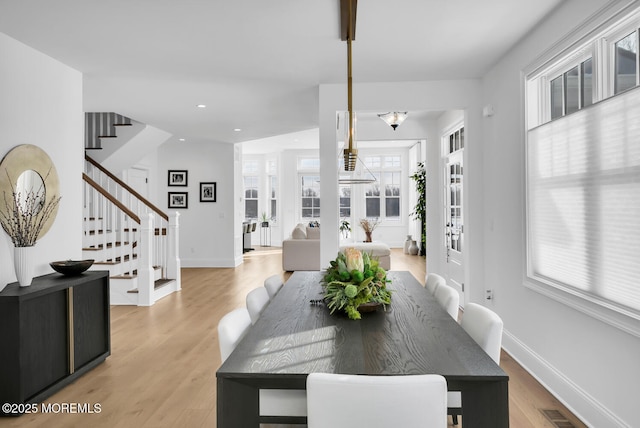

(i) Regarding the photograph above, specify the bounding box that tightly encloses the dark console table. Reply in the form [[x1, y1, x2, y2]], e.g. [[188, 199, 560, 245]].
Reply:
[[0, 271, 110, 415]]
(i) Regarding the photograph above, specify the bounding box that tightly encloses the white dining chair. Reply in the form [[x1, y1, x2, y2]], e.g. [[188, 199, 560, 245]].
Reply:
[[434, 283, 460, 320], [217, 307, 252, 362], [448, 303, 504, 425], [425, 272, 446, 295], [217, 308, 307, 422], [264, 274, 284, 300], [307, 373, 447, 428], [246, 286, 270, 324]]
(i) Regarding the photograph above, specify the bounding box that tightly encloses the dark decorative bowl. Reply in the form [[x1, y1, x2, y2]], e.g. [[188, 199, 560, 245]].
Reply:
[[50, 259, 95, 276]]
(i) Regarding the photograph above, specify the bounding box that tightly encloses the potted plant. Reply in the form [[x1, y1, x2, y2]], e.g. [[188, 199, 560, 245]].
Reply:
[[321, 248, 392, 320], [339, 219, 351, 239], [410, 162, 426, 255], [260, 212, 270, 227]]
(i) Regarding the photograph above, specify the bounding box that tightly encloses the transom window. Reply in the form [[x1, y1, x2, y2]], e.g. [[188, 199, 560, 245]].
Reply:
[[448, 127, 465, 154], [615, 30, 638, 94], [550, 58, 593, 120]]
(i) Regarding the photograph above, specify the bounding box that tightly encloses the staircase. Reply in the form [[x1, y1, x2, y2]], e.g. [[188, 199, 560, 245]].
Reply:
[[83, 153, 181, 306], [85, 112, 132, 150]]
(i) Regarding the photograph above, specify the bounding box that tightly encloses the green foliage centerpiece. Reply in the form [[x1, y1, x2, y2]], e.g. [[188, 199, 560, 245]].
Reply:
[[321, 248, 392, 320]]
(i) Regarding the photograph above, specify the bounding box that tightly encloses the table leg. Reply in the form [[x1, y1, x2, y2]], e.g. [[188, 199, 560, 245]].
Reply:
[[460, 380, 509, 428], [217, 377, 259, 427]]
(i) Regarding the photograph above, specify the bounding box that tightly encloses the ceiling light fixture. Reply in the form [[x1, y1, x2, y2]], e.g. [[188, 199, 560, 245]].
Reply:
[[378, 112, 408, 130], [196, 104, 206, 108], [233, 128, 242, 132]]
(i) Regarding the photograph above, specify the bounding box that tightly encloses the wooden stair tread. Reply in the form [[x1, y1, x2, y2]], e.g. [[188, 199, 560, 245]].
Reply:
[[111, 274, 135, 279], [127, 278, 174, 293], [82, 241, 132, 250]]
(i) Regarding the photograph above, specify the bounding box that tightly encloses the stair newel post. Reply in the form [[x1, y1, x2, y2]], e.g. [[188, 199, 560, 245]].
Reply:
[[167, 212, 181, 291], [138, 213, 155, 306]]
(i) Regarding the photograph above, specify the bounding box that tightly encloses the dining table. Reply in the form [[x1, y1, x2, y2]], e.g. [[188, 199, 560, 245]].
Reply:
[[216, 270, 509, 427]]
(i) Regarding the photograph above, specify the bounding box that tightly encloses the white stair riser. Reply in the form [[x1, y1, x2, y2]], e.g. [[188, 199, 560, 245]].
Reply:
[[109, 277, 138, 305]]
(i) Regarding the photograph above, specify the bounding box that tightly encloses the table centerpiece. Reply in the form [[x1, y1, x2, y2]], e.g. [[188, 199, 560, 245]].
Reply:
[[321, 247, 391, 320]]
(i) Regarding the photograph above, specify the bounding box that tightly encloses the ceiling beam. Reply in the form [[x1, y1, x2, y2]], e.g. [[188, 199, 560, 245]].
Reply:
[[340, 0, 357, 41]]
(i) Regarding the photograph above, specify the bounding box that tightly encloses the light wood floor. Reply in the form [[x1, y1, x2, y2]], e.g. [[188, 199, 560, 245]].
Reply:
[[0, 248, 586, 428]]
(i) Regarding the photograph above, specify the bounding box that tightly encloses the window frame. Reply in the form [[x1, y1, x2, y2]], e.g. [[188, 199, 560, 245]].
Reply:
[[266, 159, 278, 223], [542, 49, 595, 123], [243, 175, 259, 221], [607, 25, 640, 95], [523, 2, 640, 337], [297, 156, 321, 221], [299, 174, 321, 220], [362, 155, 402, 221]]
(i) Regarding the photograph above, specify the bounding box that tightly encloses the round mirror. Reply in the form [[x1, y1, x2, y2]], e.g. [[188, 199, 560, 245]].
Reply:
[[15, 170, 46, 214], [0, 145, 60, 239]]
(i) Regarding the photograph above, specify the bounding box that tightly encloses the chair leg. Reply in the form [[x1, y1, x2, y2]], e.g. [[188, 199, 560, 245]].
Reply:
[[452, 414, 459, 425]]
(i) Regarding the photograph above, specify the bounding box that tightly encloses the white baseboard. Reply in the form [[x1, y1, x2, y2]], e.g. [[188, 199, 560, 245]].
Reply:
[[502, 329, 630, 428]]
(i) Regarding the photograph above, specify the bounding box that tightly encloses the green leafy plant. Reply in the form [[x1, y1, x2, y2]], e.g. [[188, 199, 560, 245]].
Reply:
[[410, 162, 426, 255], [321, 248, 391, 320], [339, 219, 351, 239]]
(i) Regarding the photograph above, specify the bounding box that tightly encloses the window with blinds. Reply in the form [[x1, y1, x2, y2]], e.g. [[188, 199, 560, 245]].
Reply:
[[525, 5, 640, 327], [527, 85, 640, 316]]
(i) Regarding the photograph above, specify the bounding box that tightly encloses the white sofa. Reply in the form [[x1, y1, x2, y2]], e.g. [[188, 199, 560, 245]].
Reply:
[[339, 242, 391, 270], [282, 224, 391, 271], [282, 224, 321, 271]]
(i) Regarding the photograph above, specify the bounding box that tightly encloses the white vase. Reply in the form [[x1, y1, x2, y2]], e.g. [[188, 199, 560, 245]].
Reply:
[[408, 240, 419, 255], [404, 235, 412, 254], [14, 246, 35, 287]]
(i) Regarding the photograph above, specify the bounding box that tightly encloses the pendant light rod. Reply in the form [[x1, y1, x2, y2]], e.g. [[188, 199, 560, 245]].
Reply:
[[342, 0, 358, 171], [347, 36, 353, 151]]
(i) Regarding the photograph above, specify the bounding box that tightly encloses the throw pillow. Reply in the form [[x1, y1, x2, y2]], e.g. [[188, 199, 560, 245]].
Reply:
[[306, 226, 320, 239], [291, 223, 307, 239]]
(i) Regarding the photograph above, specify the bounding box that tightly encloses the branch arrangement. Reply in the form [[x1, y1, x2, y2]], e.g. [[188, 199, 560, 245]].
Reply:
[[0, 170, 61, 247], [359, 218, 380, 234]]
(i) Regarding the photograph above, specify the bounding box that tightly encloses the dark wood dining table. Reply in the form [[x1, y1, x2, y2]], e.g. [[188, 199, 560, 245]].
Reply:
[[216, 271, 509, 427]]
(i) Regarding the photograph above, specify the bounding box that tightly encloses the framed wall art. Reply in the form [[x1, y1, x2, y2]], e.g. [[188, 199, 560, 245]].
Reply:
[[200, 182, 217, 202], [168, 170, 188, 186], [168, 192, 188, 209]]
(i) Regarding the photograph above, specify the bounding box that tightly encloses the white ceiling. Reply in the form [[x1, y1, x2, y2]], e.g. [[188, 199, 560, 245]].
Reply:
[[0, 0, 562, 145]]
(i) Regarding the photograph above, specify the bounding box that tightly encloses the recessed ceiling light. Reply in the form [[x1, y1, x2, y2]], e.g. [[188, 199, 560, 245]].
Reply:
[[234, 128, 242, 132], [196, 104, 206, 108], [179, 138, 185, 142]]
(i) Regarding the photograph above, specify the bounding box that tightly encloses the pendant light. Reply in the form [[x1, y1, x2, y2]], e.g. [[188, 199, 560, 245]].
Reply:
[[378, 111, 408, 130]]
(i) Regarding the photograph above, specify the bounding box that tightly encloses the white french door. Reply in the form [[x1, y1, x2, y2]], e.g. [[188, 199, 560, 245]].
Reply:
[[444, 127, 465, 305]]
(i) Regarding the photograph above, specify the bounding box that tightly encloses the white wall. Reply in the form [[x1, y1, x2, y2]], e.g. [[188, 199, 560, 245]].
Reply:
[[0, 33, 83, 290], [480, 0, 638, 426], [157, 140, 237, 267]]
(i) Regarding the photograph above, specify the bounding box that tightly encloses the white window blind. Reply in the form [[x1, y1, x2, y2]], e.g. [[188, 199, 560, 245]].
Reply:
[[527, 86, 640, 316]]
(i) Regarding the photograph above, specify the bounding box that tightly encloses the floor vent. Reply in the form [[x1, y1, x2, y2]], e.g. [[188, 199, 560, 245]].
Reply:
[[541, 409, 576, 428]]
